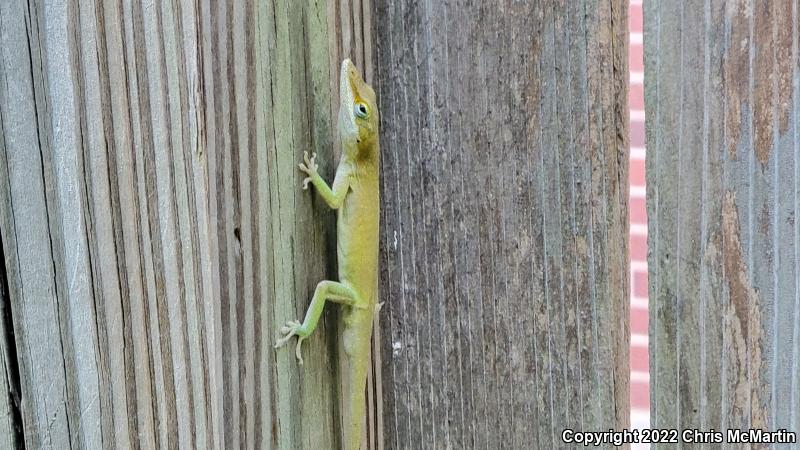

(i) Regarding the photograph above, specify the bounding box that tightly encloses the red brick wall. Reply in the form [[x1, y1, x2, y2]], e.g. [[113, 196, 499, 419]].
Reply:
[[628, 0, 649, 433]]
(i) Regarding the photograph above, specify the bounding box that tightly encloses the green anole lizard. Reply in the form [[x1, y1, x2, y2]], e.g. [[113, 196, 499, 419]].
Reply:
[[275, 59, 380, 450]]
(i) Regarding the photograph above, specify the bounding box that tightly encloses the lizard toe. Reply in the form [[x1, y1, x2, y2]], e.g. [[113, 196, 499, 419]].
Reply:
[[295, 336, 307, 364]]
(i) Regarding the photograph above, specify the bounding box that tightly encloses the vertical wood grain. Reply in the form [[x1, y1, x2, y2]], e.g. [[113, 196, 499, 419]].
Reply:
[[0, 0, 374, 448], [645, 0, 800, 443], [372, 0, 630, 448]]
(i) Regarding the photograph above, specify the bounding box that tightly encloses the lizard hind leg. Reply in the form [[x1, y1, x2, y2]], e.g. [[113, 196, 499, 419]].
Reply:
[[275, 320, 308, 363], [274, 280, 361, 364]]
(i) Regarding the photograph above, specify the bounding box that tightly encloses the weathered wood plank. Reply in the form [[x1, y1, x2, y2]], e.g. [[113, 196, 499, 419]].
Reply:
[[1, 0, 371, 448], [372, 0, 630, 448], [646, 0, 800, 443], [0, 0, 78, 447]]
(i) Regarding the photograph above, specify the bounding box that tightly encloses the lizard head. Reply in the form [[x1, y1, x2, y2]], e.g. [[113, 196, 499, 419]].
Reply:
[[339, 59, 379, 158]]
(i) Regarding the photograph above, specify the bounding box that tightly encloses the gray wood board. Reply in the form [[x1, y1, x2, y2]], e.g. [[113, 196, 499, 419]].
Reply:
[[645, 0, 800, 444], [372, 0, 630, 448]]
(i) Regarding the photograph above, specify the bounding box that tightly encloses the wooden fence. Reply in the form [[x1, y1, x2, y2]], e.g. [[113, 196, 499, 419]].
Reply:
[[0, 0, 629, 448]]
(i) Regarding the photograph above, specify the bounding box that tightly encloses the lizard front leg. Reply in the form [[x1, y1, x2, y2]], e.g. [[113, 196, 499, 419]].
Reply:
[[298, 151, 350, 209], [275, 280, 363, 364]]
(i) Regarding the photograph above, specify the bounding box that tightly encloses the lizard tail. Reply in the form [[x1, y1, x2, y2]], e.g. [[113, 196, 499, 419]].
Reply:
[[340, 312, 375, 450], [343, 353, 369, 450]]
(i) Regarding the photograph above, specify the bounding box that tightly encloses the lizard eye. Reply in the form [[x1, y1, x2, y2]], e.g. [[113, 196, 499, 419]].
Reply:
[[354, 102, 369, 119]]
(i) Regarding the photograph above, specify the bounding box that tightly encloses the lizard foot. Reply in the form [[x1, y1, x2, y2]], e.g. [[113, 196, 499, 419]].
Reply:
[[275, 320, 308, 365], [298, 151, 318, 190]]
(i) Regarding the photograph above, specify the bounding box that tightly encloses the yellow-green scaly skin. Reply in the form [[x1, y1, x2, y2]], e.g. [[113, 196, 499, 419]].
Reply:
[[275, 59, 380, 450]]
